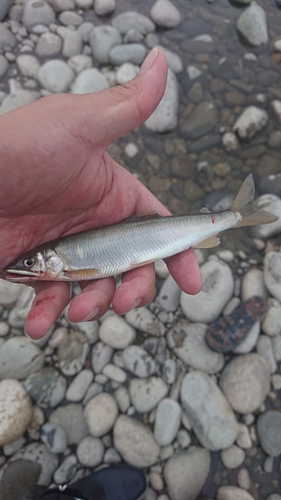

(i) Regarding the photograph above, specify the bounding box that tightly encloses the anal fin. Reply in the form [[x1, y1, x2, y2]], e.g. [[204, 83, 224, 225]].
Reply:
[[194, 236, 220, 249]]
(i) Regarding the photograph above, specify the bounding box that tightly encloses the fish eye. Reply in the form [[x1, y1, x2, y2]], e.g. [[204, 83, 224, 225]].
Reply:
[[23, 258, 35, 267]]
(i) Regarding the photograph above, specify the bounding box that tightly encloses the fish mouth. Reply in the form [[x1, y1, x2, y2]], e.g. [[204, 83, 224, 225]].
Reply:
[[5, 269, 41, 281]]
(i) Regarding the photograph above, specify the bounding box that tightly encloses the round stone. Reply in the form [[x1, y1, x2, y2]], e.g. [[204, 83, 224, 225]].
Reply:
[[22, 0, 55, 30], [129, 377, 168, 413], [264, 252, 281, 302], [150, 0, 181, 28], [123, 345, 156, 377], [221, 445, 245, 469], [77, 436, 105, 467], [71, 68, 109, 94], [0, 337, 44, 380], [84, 393, 118, 437], [99, 315, 135, 349], [257, 410, 281, 457], [38, 59, 75, 93], [217, 486, 255, 500], [41, 423, 67, 453], [154, 398, 181, 446], [49, 404, 88, 445], [219, 354, 270, 414], [0, 379, 32, 446], [16, 54, 41, 78], [35, 32, 62, 56]]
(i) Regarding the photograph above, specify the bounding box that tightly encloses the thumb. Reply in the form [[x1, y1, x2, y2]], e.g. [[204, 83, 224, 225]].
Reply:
[[80, 48, 168, 145]]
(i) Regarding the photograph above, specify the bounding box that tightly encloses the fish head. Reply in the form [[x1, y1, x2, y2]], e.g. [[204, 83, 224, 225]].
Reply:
[[5, 248, 63, 282]]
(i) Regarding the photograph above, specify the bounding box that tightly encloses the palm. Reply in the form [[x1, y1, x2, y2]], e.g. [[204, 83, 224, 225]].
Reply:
[[0, 50, 201, 339]]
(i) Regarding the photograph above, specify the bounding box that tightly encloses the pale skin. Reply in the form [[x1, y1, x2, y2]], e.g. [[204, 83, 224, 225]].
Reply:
[[0, 48, 201, 339]]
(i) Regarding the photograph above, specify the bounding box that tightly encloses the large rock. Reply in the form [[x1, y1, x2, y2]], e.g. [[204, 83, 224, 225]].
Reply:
[[22, 0, 55, 30], [219, 354, 270, 414], [145, 69, 179, 132], [237, 3, 268, 46], [0, 337, 44, 380], [181, 371, 238, 450], [164, 447, 211, 500], [114, 415, 160, 467], [0, 0, 14, 22], [180, 258, 234, 323], [257, 410, 281, 457], [233, 106, 268, 139], [0, 379, 32, 446], [181, 101, 218, 139]]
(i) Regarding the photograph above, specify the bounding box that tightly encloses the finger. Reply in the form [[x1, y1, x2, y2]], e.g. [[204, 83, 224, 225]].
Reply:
[[112, 264, 155, 315], [78, 48, 168, 146], [25, 282, 70, 339], [165, 249, 202, 295], [67, 277, 116, 322]]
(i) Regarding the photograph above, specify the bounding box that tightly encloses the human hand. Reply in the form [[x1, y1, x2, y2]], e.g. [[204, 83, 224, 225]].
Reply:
[[0, 48, 201, 339]]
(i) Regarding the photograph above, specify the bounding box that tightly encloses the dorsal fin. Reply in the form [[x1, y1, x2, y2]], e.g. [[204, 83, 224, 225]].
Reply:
[[199, 207, 211, 214], [121, 211, 162, 223]]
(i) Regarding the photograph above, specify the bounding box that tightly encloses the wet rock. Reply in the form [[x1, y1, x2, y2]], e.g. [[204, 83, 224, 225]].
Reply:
[[233, 106, 268, 139], [94, 0, 115, 16], [22, 0, 55, 30], [233, 321, 260, 355], [154, 398, 181, 446], [167, 321, 224, 373], [0, 337, 44, 380], [129, 377, 168, 413], [77, 436, 105, 467], [38, 59, 75, 93], [206, 297, 267, 353], [114, 415, 160, 467], [11, 443, 58, 486], [57, 330, 89, 376], [49, 404, 88, 445], [0, 379, 32, 446], [219, 353, 270, 414], [112, 12, 155, 36], [150, 0, 181, 28], [41, 423, 67, 454], [109, 43, 146, 65], [164, 447, 211, 500], [181, 101, 218, 139], [264, 252, 281, 302], [259, 173, 281, 198], [272, 100, 281, 123], [181, 371, 238, 450], [145, 68, 178, 132], [71, 68, 109, 94], [180, 258, 234, 323], [123, 345, 156, 377], [89, 25, 122, 64], [84, 393, 118, 437], [237, 3, 268, 47], [99, 315, 136, 349], [252, 194, 281, 238], [24, 367, 66, 407]]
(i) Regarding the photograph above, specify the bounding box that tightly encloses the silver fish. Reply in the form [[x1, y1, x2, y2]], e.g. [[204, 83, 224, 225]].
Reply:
[[5, 175, 278, 282]]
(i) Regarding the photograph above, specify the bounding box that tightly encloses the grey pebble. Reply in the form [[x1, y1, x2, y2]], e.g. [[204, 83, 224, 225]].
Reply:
[[110, 43, 146, 65], [11, 443, 58, 486], [49, 404, 88, 445], [76, 436, 105, 467], [24, 367, 66, 408], [0, 337, 44, 380], [257, 410, 281, 457], [123, 345, 156, 378], [53, 454, 77, 485], [22, 0, 55, 31], [66, 369, 94, 402], [41, 423, 67, 454]]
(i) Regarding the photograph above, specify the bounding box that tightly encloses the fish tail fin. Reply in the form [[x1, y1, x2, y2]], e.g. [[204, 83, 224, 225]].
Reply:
[[231, 174, 279, 227]]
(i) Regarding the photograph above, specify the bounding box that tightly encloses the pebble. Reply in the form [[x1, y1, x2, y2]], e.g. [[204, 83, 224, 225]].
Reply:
[[112, 12, 155, 36], [40, 423, 67, 453], [3, 435, 26, 456], [264, 252, 281, 302], [102, 363, 127, 383], [167, 321, 224, 373], [62, 29, 82, 58], [237, 468, 251, 490], [158, 275, 181, 312], [253, 194, 281, 238], [236, 423, 252, 449], [123, 345, 156, 377], [53, 454, 77, 484], [22, 0, 55, 30], [129, 377, 168, 413], [219, 353, 270, 414], [116, 62, 139, 84], [217, 486, 255, 500], [71, 68, 109, 94], [181, 371, 238, 450], [220, 445, 245, 469], [84, 393, 118, 437], [0, 379, 32, 446], [114, 386, 130, 413], [76, 436, 104, 467], [125, 307, 165, 336], [11, 442, 59, 486], [149, 471, 164, 491], [38, 59, 75, 92], [180, 258, 234, 323], [0, 0, 14, 22], [57, 330, 89, 376], [16, 54, 40, 78], [241, 269, 267, 302], [91, 341, 113, 373], [99, 315, 135, 349], [104, 447, 122, 463], [237, 3, 268, 47], [110, 43, 146, 65], [24, 367, 66, 408], [233, 106, 268, 139], [0, 337, 44, 380], [181, 101, 217, 139], [272, 100, 281, 123], [66, 369, 93, 401], [35, 32, 62, 56], [49, 404, 88, 445], [0, 54, 8, 79], [164, 447, 211, 500], [154, 398, 181, 446], [113, 415, 160, 467], [222, 132, 239, 151], [68, 54, 93, 74], [257, 410, 281, 457], [205, 296, 267, 353], [0, 88, 39, 115], [59, 10, 83, 26], [150, 0, 181, 29], [89, 25, 122, 64], [256, 335, 277, 373], [145, 68, 179, 133], [0, 281, 24, 307], [157, 46, 183, 74], [271, 373, 281, 390]]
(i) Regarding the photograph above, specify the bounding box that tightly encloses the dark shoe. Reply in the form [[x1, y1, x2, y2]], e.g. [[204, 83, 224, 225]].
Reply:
[[39, 465, 146, 500]]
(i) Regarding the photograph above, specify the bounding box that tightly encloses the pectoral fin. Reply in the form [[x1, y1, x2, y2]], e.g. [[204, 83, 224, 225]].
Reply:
[[194, 236, 220, 249]]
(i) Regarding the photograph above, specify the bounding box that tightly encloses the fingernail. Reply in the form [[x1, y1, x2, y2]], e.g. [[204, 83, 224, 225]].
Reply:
[[82, 306, 100, 322], [139, 48, 159, 74], [123, 298, 142, 315]]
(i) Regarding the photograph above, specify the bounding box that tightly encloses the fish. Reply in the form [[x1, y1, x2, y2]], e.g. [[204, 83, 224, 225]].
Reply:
[[4, 174, 279, 283]]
